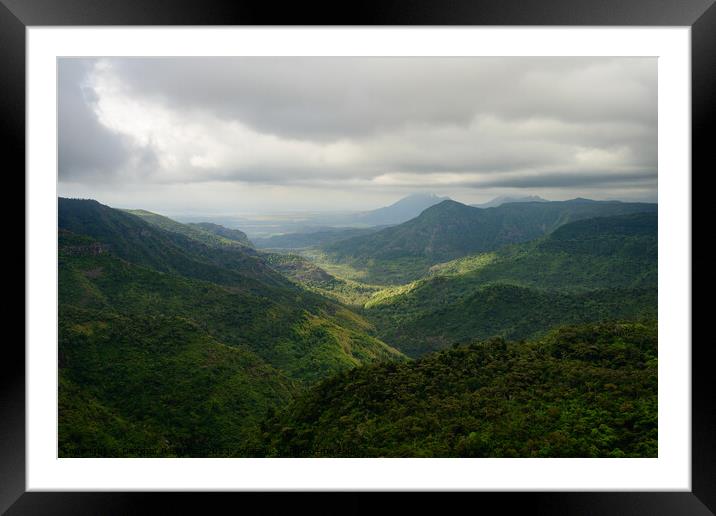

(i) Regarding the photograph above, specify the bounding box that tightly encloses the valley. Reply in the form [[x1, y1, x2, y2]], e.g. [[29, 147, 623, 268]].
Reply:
[[58, 194, 658, 458]]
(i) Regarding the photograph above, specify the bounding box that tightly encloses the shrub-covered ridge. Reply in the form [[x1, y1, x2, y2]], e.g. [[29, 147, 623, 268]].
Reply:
[[260, 321, 657, 458]]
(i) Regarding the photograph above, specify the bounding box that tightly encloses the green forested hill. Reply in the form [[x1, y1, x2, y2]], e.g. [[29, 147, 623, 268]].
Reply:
[[59, 251, 403, 380], [58, 199, 405, 456], [260, 321, 658, 458], [187, 221, 252, 246], [364, 212, 657, 357], [59, 252, 403, 456], [125, 209, 252, 248], [370, 284, 656, 357], [58, 197, 658, 459], [322, 199, 657, 284], [61, 199, 279, 290], [59, 306, 296, 457]]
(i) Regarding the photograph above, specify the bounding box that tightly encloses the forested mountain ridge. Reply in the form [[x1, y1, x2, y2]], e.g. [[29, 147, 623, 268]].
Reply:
[[125, 209, 252, 248], [187, 221, 253, 247], [59, 249, 403, 376], [61, 199, 279, 291], [372, 211, 658, 302], [368, 283, 656, 357], [363, 212, 657, 357], [59, 199, 405, 377], [58, 199, 406, 456], [58, 196, 658, 458], [260, 321, 658, 458], [322, 198, 657, 284]]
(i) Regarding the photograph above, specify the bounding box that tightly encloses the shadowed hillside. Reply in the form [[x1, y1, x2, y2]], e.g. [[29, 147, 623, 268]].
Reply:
[[260, 321, 658, 458]]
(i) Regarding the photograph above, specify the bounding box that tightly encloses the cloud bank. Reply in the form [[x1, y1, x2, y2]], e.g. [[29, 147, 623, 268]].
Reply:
[[58, 57, 657, 214]]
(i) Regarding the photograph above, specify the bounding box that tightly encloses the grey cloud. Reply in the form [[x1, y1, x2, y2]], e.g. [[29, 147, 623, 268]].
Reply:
[[58, 59, 158, 183], [58, 57, 657, 212], [105, 57, 656, 142], [467, 170, 657, 189]]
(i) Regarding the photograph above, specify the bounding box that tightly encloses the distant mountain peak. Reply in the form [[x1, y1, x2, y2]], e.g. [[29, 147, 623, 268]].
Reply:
[[323, 198, 657, 284], [356, 193, 451, 226], [402, 192, 447, 200], [387, 192, 451, 206]]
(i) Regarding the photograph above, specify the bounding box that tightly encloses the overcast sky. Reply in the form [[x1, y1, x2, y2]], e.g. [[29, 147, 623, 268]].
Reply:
[[58, 57, 657, 216]]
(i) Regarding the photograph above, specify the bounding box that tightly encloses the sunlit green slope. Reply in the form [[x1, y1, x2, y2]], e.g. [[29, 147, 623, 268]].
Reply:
[[322, 199, 657, 284], [364, 212, 657, 357], [58, 199, 405, 457]]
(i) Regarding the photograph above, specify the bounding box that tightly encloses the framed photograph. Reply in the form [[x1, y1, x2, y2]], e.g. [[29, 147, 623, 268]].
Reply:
[[7, 0, 713, 513]]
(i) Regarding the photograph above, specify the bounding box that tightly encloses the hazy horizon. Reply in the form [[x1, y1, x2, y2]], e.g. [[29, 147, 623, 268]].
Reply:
[[58, 191, 657, 222], [58, 57, 657, 215]]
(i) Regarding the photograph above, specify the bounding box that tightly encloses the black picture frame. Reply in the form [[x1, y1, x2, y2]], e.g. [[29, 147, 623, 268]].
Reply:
[[5, 1, 713, 513]]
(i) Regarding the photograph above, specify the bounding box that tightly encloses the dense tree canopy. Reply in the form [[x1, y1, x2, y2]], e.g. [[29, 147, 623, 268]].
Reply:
[[260, 322, 658, 458], [58, 198, 658, 458]]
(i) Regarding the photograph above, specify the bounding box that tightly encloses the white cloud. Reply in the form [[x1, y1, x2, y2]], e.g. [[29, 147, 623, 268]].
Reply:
[[58, 57, 657, 213]]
